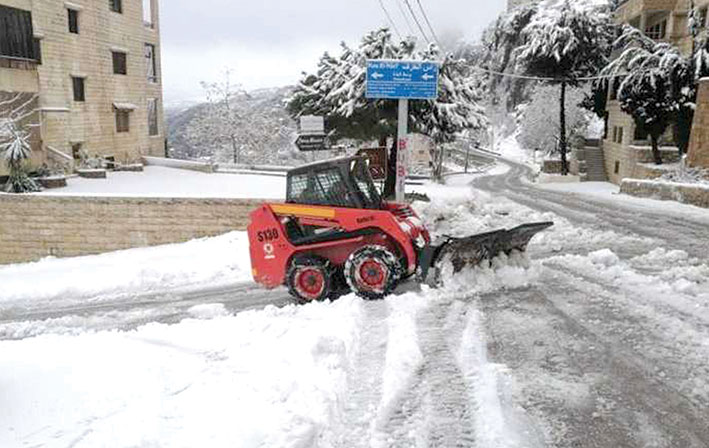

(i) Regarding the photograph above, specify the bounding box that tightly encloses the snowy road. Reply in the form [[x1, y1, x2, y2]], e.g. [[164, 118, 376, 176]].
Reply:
[[474, 160, 709, 259], [3, 162, 709, 447], [471, 160, 709, 447], [0, 283, 290, 340]]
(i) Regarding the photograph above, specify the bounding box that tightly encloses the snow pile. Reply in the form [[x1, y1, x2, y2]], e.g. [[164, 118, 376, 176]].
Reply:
[[548, 248, 709, 309], [0, 232, 252, 306], [658, 165, 709, 186], [437, 251, 540, 296], [0, 297, 364, 448], [415, 178, 650, 257]]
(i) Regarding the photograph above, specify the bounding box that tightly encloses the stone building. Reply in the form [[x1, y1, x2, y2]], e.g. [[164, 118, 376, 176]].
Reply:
[[603, 0, 709, 184], [0, 0, 165, 176]]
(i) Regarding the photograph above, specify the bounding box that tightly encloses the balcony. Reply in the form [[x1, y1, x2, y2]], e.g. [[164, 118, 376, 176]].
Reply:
[[0, 55, 38, 71]]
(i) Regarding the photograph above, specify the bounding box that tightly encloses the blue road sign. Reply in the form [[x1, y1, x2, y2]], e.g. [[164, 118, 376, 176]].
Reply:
[[366, 60, 439, 100]]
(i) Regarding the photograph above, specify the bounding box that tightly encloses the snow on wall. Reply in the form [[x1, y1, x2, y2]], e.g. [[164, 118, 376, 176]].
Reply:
[[620, 179, 709, 209], [143, 156, 214, 173]]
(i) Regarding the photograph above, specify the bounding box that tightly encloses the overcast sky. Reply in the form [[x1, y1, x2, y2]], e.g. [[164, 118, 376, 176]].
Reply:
[[160, 0, 506, 104]]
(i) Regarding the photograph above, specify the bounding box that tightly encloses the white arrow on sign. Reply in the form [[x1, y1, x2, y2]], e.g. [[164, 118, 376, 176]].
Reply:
[[371, 72, 384, 80], [421, 73, 435, 81]]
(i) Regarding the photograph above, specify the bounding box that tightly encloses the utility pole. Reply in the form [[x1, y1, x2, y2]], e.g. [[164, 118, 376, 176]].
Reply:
[[395, 99, 408, 203]]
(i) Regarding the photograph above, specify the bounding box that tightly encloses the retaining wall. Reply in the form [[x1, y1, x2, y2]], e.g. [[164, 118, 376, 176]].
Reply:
[[0, 194, 264, 265], [620, 179, 709, 209]]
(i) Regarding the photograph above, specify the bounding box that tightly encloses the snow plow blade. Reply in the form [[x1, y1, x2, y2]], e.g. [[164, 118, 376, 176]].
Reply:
[[418, 221, 554, 281]]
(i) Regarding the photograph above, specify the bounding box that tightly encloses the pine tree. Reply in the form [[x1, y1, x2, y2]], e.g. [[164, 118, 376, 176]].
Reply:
[[485, 0, 614, 174], [599, 25, 709, 162], [517, 0, 614, 174], [287, 28, 487, 195]]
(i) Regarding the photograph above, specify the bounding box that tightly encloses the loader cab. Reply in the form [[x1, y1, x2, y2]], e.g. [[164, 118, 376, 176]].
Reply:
[[286, 156, 383, 210]]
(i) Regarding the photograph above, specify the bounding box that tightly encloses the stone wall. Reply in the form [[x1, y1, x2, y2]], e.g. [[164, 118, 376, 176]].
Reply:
[[0, 194, 264, 265], [688, 78, 709, 169], [620, 179, 709, 208]]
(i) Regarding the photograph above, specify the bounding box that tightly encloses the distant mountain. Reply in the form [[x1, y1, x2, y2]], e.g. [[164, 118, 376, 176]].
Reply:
[[166, 86, 313, 165]]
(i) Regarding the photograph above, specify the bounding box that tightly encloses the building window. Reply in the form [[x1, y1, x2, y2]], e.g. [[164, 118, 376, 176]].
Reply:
[[0, 5, 38, 62], [645, 20, 666, 40], [72, 76, 85, 102], [109, 0, 122, 13], [72, 143, 83, 160], [616, 126, 624, 144], [145, 43, 157, 82], [116, 110, 130, 132], [68, 9, 79, 34], [614, 161, 620, 174], [612, 126, 618, 143], [148, 98, 159, 135], [112, 51, 127, 75], [143, 0, 154, 28]]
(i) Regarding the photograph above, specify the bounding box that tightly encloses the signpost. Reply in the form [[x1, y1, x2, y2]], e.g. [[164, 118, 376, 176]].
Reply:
[[295, 134, 327, 152], [299, 115, 325, 135], [295, 115, 327, 152], [366, 60, 439, 202]]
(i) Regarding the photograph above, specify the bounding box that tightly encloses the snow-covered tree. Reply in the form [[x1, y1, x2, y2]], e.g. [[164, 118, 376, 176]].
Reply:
[[480, 3, 538, 111], [0, 93, 40, 193], [518, 84, 591, 156], [195, 70, 251, 165], [599, 25, 709, 162], [485, 0, 615, 174], [287, 28, 487, 194]]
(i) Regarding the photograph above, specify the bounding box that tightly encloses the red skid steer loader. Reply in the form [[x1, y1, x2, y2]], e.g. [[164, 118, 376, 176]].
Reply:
[[247, 156, 552, 303]]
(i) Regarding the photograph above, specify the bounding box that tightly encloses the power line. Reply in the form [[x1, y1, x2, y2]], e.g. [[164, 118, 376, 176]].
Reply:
[[467, 63, 630, 82], [376, 0, 402, 40], [393, 0, 416, 37], [402, 0, 430, 43], [414, 0, 441, 47]]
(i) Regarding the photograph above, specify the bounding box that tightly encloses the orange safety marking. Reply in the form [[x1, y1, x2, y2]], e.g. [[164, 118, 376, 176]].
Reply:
[[271, 204, 336, 219]]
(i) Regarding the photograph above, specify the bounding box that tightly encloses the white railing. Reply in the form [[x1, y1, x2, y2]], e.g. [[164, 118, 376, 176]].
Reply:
[[46, 146, 75, 172]]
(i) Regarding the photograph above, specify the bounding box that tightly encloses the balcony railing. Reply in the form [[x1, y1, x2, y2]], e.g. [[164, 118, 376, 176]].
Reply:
[[0, 55, 38, 70]]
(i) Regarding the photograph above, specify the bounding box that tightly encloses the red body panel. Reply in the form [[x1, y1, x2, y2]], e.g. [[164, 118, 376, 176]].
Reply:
[[247, 202, 430, 288]]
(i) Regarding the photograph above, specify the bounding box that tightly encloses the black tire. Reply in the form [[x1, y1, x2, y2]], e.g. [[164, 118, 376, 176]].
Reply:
[[286, 255, 332, 304], [345, 245, 401, 300]]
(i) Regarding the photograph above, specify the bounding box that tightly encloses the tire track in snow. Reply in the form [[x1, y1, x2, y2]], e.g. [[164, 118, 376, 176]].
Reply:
[[326, 300, 390, 448], [540, 263, 709, 415], [364, 294, 542, 448], [375, 298, 477, 447], [481, 277, 709, 448]]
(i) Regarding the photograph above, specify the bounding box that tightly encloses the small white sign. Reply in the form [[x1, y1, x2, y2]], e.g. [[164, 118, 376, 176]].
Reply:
[[299, 115, 325, 135]]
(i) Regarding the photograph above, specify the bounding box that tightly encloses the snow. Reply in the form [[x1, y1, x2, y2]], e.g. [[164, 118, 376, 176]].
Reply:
[[3, 160, 709, 446], [539, 181, 620, 195], [0, 232, 252, 307], [495, 135, 532, 165], [37, 166, 286, 199], [0, 297, 364, 448], [538, 179, 709, 221]]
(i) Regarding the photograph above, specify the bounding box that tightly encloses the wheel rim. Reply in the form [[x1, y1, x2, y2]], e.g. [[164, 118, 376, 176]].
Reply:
[[295, 267, 325, 300], [358, 259, 388, 290]]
